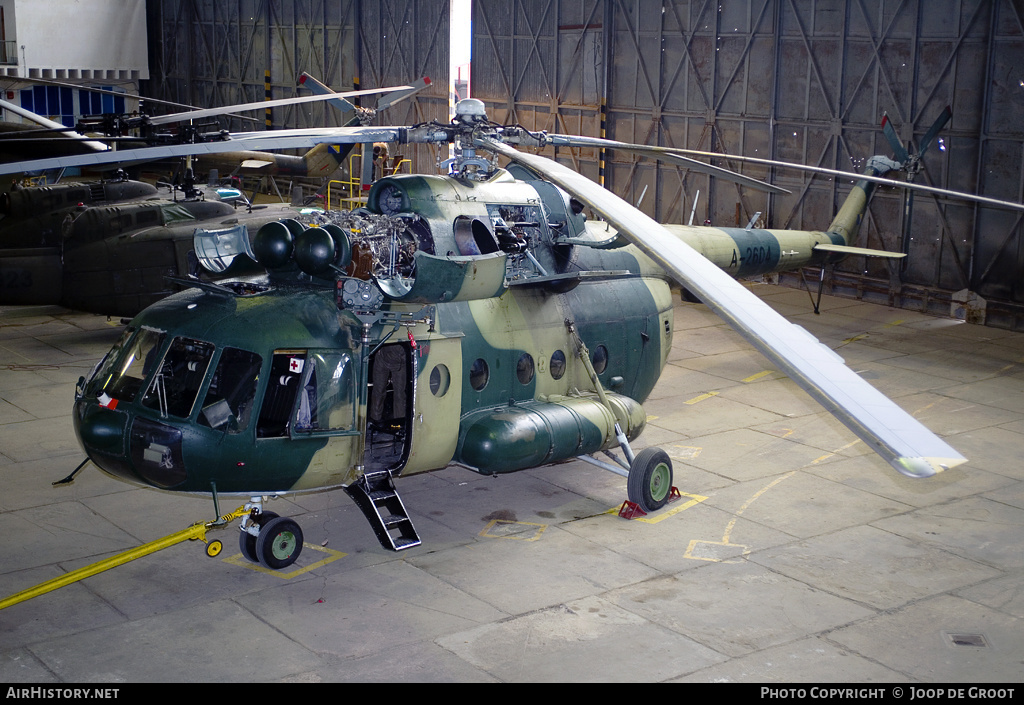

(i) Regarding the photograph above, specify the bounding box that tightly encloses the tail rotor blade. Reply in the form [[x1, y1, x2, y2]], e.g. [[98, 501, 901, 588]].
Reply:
[[881, 113, 910, 165], [917, 105, 952, 158]]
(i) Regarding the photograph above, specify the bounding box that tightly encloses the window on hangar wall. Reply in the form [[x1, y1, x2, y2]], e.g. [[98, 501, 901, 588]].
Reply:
[[20, 86, 126, 127]]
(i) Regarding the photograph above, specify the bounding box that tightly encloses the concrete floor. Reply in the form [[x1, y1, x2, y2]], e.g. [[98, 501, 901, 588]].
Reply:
[[1, 283, 1021, 683]]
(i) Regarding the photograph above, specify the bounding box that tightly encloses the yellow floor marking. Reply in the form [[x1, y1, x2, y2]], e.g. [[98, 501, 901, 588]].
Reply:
[[223, 542, 347, 577], [603, 491, 708, 524], [684, 435, 864, 563], [670, 444, 702, 460], [742, 370, 773, 383], [480, 519, 547, 541], [631, 492, 707, 524], [685, 391, 719, 405]]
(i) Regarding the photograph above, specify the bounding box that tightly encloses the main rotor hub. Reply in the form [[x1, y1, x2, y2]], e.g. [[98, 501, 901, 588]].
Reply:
[[453, 98, 488, 126]]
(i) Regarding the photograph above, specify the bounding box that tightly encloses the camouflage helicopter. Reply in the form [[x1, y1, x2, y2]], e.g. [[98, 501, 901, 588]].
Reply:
[[6, 97, 1019, 573]]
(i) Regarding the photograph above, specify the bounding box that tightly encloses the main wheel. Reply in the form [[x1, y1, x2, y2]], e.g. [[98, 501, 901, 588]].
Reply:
[[238, 511, 278, 563], [255, 516, 304, 570], [627, 447, 673, 513]]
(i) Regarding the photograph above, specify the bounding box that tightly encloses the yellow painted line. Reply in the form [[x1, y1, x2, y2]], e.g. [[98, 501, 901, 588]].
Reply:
[[685, 391, 719, 405], [842, 333, 867, 344], [603, 491, 707, 524], [223, 542, 347, 577], [720, 471, 797, 546], [883, 319, 904, 328], [742, 370, 773, 383], [670, 444, 702, 460], [684, 538, 750, 563], [479, 519, 547, 541], [632, 492, 707, 524]]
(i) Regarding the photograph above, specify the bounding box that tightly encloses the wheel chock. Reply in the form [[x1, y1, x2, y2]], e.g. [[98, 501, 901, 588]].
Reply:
[[618, 500, 647, 519], [618, 487, 683, 519]]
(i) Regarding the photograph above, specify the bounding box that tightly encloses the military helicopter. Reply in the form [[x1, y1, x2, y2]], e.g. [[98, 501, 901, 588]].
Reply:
[[0, 169, 305, 316], [6, 96, 1018, 573], [0, 81, 427, 317]]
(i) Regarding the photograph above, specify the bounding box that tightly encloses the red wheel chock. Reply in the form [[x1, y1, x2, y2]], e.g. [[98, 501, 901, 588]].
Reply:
[[617, 487, 682, 520]]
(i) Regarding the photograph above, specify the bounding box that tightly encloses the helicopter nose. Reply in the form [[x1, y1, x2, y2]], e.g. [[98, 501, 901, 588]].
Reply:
[[76, 402, 128, 453]]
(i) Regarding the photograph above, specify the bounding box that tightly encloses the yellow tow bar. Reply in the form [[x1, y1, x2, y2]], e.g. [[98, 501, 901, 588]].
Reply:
[[0, 505, 249, 611]]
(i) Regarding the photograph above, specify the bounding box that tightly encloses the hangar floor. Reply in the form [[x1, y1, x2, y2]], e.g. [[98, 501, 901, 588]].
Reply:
[[1, 283, 1021, 683]]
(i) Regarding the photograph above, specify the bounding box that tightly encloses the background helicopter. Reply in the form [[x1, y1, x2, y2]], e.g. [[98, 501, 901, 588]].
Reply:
[[0, 80, 429, 317], [13, 95, 1017, 573]]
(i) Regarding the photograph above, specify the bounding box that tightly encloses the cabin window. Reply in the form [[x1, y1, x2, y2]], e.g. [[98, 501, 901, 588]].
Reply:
[[97, 327, 166, 403], [516, 353, 535, 384], [592, 345, 608, 375], [430, 364, 451, 396], [141, 337, 215, 418], [198, 347, 263, 432], [257, 351, 306, 438], [135, 209, 160, 227], [256, 350, 356, 438], [470, 358, 489, 391], [550, 350, 566, 380], [291, 351, 356, 435]]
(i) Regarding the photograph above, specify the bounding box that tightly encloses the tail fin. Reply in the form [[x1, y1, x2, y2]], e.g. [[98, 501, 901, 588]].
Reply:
[[300, 143, 353, 177]]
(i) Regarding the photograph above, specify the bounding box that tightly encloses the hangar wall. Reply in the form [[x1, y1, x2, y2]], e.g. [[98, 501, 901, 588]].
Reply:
[[471, 0, 1024, 330], [144, 0, 450, 172]]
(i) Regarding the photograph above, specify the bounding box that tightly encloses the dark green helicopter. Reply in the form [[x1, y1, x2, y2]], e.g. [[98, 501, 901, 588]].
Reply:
[[7, 98, 1014, 572], [0, 81, 427, 317]]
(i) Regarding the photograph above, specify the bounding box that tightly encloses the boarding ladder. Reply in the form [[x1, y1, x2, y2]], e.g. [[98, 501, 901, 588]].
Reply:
[[344, 469, 421, 551]]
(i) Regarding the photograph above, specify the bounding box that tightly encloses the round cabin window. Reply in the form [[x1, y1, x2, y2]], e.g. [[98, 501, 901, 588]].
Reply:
[[470, 358, 489, 391], [430, 364, 450, 396], [516, 353, 535, 384], [550, 350, 566, 380]]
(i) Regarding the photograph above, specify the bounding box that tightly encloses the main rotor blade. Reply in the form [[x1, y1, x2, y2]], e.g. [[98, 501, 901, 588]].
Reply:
[[298, 74, 431, 116], [481, 136, 966, 478], [147, 86, 413, 125], [650, 145, 1024, 213], [0, 99, 109, 153], [545, 133, 789, 195], [0, 126, 405, 175], [374, 77, 432, 112]]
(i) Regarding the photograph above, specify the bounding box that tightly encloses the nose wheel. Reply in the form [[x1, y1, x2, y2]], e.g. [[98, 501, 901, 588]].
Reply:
[[238, 509, 304, 569]]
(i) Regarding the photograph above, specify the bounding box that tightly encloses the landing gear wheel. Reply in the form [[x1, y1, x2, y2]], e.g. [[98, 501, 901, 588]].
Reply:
[[205, 540, 223, 558], [238, 511, 279, 563], [627, 447, 673, 513], [255, 516, 304, 570]]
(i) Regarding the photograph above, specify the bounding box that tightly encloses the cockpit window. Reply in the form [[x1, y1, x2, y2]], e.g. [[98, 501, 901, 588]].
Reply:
[[198, 347, 263, 432], [94, 327, 166, 403], [141, 337, 215, 418], [85, 325, 136, 396]]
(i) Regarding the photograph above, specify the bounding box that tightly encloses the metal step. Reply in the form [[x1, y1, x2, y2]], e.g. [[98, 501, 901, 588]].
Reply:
[[344, 470, 421, 551]]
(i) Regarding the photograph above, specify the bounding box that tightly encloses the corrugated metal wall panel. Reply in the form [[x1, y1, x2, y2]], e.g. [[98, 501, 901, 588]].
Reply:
[[470, 0, 1024, 328]]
